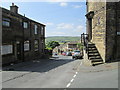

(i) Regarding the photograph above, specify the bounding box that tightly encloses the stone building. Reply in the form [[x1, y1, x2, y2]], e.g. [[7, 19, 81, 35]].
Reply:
[[53, 41, 80, 54], [1, 3, 45, 65], [67, 41, 79, 51], [85, 1, 120, 63]]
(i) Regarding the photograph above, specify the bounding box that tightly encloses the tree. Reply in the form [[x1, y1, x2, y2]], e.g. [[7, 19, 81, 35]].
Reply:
[[46, 41, 60, 50], [77, 43, 83, 50]]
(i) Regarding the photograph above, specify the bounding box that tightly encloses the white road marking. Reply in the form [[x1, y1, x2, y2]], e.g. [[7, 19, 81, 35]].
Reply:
[[66, 83, 71, 87], [80, 61, 82, 66], [76, 72, 78, 74], [66, 71, 78, 88], [70, 79, 74, 83], [73, 74, 76, 78], [66, 61, 82, 88]]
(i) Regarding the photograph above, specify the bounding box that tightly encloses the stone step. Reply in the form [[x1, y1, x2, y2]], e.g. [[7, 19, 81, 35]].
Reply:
[[92, 61, 104, 66], [88, 47, 96, 49], [88, 45, 96, 48], [88, 51, 99, 53], [89, 56, 101, 60], [88, 43, 95, 45], [88, 52, 100, 55], [91, 59, 103, 63], [88, 48, 97, 50], [88, 54, 100, 57]]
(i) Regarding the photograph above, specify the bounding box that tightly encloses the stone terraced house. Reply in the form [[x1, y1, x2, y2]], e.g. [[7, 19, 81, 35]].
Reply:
[[1, 3, 45, 65]]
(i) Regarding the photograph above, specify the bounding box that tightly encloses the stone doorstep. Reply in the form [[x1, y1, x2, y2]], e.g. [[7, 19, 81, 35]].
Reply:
[[83, 59, 92, 66]]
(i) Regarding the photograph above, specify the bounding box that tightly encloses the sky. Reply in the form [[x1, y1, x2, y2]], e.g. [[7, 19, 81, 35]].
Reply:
[[1, 2, 86, 37]]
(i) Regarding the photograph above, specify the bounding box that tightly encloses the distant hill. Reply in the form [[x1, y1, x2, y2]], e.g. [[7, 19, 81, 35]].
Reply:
[[45, 36, 80, 44]]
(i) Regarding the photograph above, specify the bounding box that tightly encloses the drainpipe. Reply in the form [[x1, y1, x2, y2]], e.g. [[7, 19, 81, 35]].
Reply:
[[22, 15, 25, 62]]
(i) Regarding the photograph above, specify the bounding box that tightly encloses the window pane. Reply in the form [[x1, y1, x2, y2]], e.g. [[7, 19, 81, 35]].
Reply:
[[2, 21, 10, 27], [34, 25, 38, 34], [1, 45, 13, 55], [41, 26, 44, 35], [23, 22, 28, 28], [34, 40, 38, 51], [24, 41, 29, 51], [3, 18, 10, 21]]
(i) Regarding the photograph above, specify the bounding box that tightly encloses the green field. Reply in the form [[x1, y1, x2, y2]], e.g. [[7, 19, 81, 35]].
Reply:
[[45, 36, 80, 44]]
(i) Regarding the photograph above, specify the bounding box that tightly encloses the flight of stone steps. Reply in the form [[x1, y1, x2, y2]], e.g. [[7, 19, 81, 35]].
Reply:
[[87, 43, 103, 66]]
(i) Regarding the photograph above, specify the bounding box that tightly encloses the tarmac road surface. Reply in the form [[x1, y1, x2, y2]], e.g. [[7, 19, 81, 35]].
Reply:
[[2, 55, 118, 88]]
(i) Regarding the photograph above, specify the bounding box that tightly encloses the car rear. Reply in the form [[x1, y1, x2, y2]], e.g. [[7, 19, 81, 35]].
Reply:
[[72, 50, 83, 59]]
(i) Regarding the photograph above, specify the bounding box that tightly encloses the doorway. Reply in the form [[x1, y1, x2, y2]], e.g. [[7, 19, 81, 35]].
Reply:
[[16, 42, 22, 60]]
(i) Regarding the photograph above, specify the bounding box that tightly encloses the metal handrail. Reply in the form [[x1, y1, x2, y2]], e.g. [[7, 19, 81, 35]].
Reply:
[[81, 33, 89, 59]]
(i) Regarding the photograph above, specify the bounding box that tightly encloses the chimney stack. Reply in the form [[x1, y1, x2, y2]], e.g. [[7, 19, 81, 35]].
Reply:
[[10, 3, 19, 14]]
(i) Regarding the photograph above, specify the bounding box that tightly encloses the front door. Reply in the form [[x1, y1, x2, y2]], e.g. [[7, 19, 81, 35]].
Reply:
[[87, 18, 92, 41], [16, 42, 22, 60]]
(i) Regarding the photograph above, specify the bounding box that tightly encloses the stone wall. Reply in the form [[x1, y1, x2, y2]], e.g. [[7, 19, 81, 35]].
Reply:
[[87, 1, 120, 62], [106, 2, 117, 61], [0, 7, 2, 66], [106, 2, 120, 61], [116, 2, 120, 60], [87, 2, 106, 62]]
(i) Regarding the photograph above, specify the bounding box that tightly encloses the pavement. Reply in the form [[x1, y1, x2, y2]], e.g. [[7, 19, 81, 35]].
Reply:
[[69, 61, 119, 88], [1, 55, 119, 88], [79, 61, 119, 73]]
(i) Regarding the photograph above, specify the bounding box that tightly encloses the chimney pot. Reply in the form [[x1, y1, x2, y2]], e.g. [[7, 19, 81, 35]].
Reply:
[[12, 3, 14, 6]]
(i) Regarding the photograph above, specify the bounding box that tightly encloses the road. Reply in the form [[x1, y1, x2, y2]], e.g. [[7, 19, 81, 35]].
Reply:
[[2, 55, 118, 88]]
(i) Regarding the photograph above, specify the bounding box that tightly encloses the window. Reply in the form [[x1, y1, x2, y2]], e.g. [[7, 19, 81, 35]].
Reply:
[[34, 25, 38, 34], [24, 41, 30, 51], [34, 40, 39, 51], [41, 40, 44, 44], [1, 45, 13, 55], [41, 26, 44, 35], [2, 18, 10, 27], [23, 22, 28, 29]]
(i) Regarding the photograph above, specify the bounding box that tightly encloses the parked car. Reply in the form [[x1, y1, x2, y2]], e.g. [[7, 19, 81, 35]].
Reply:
[[54, 53, 58, 55], [62, 52, 66, 56], [53, 52, 58, 56], [66, 52, 72, 56], [72, 50, 83, 59]]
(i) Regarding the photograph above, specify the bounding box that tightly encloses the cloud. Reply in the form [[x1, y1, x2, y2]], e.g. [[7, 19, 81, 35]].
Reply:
[[74, 25, 84, 32], [46, 22, 54, 26], [57, 23, 74, 30], [60, 2, 68, 7], [46, 31, 66, 36], [45, 22, 86, 37], [2, 0, 87, 2], [72, 5, 82, 8]]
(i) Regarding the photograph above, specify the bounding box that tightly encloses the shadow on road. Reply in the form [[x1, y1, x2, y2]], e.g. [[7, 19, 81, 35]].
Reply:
[[2, 56, 75, 73]]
